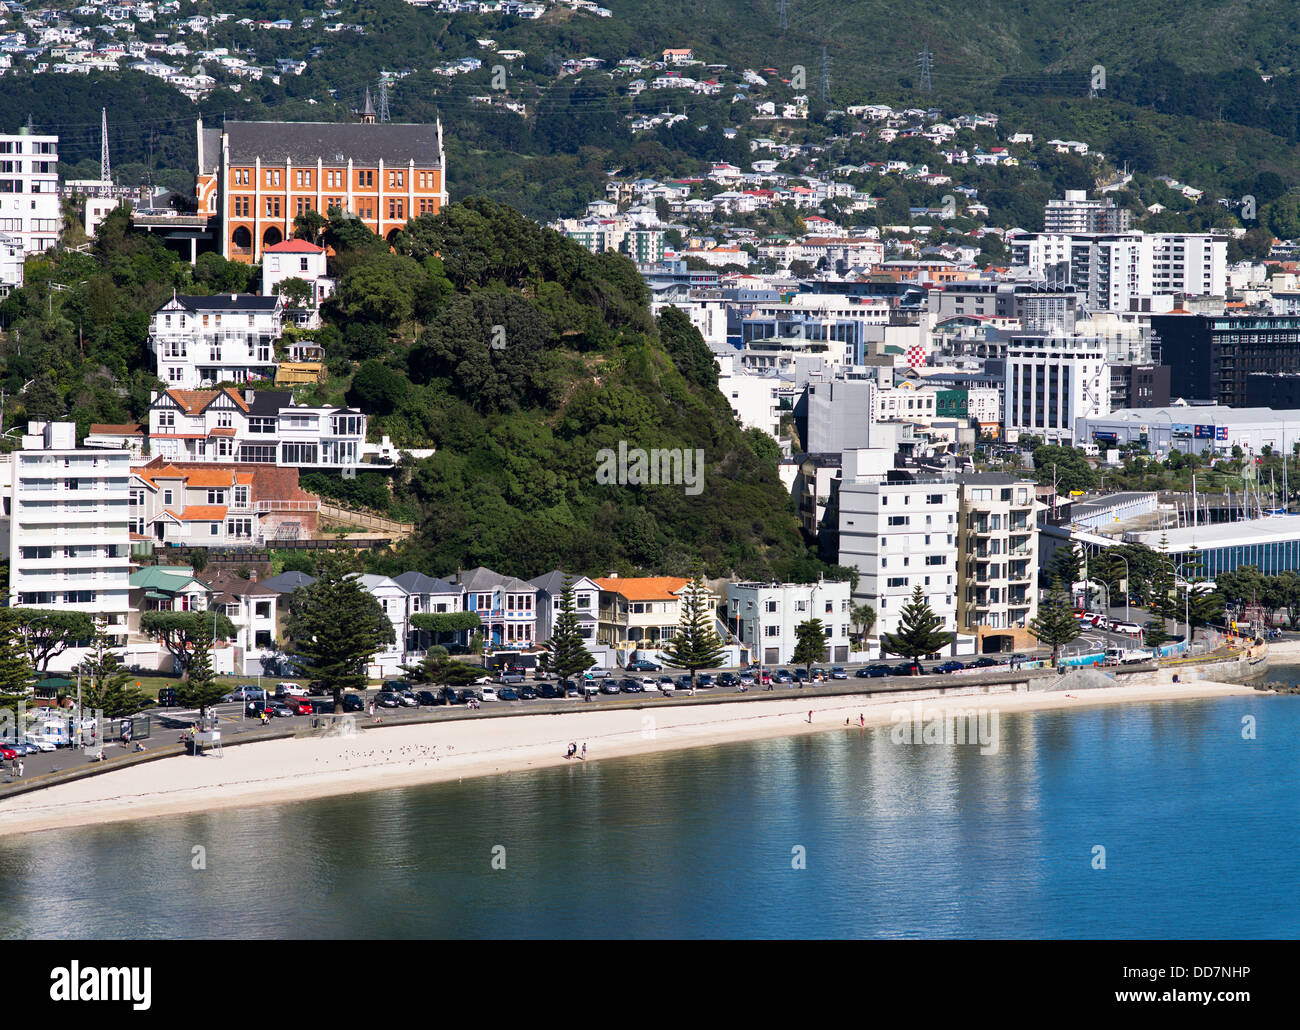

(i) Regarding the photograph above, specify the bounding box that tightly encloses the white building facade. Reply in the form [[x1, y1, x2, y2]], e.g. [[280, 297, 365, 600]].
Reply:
[[727, 578, 853, 665], [1, 421, 132, 667], [837, 475, 960, 651], [0, 129, 60, 288], [148, 293, 285, 388]]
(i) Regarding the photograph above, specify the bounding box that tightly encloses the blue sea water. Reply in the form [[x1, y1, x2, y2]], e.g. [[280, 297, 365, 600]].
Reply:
[[0, 694, 1295, 939]]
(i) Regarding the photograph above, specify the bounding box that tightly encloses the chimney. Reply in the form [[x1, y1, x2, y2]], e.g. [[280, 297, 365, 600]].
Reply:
[[245, 389, 255, 404], [230, 293, 237, 302]]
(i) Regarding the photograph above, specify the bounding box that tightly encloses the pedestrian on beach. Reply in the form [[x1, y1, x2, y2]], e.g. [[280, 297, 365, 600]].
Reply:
[[808, 710, 812, 724], [581, 742, 587, 760], [860, 713, 865, 728]]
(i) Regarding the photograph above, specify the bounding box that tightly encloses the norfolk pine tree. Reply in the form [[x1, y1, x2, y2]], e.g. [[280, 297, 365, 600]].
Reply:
[[879, 586, 955, 672], [792, 618, 827, 683], [285, 558, 395, 714], [544, 574, 594, 681], [659, 565, 724, 688], [1029, 577, 1081, 666], [77, 625, 151, 718]]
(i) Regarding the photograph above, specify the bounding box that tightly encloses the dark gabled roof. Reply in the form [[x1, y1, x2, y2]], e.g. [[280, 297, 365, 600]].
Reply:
[[528, 570, 598, 596], [173, 294, 281, 312], [247, 391, 293, 416], [223, 120, 443, 168], [259, 571, 316, 593], [392, 571, 459, 595]]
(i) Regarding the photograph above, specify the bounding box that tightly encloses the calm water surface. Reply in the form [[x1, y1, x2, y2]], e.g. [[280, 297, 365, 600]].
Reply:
[[1, 694, 1296, 939]]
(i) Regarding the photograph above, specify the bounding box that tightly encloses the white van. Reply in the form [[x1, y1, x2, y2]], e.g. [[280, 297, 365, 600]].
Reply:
[[275, 682, 309, 698]]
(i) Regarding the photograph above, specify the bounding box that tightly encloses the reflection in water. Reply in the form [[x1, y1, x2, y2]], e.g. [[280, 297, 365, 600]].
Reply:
[[0, 696, 1296, 939]]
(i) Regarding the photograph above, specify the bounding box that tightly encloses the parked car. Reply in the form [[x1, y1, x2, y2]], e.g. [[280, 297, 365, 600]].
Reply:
[[627, 660, 661, 672], [275, 682, 308, 699], [415, 690, 441, 706], [24, 737, 57, 753], [791, 668, 808, 683], [0, 745, 17, 761], [1112, 621, 1143, 635], [381, 680, 409, 694], [934, 660, 965, 675], [479, 687, 499, 702], [266, 701, 295, 718], [738, 670, 756, 687], [282, 697, 314, 715], [773, 669, 793, 684], [755, 669, 772, 685], [498, 687, 520, 701], [223, 686, 266, 703], [696, 673, 714, 688], [620, 679, 643, 694], [966, 656, 999, 669], [457, 689, 483, 705], [810, 667, 829, 683], [374, 692, 403, 708], [560, 680, 580, 698], [830, 666, 848, 680], [584, 666, 611, 679], [518, 685, 537, 700], [398, 691, 420, 708], [657, 676, 675, 690], [891, 661, 925, 676], [717, 672, 740, 688], [599, 681, 621, 695], [538, 683, 562, 699], [857, 664, 891, 678]]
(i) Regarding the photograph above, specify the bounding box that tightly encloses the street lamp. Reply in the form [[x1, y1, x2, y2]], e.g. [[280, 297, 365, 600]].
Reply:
[[1113, 553, 1131, 622]]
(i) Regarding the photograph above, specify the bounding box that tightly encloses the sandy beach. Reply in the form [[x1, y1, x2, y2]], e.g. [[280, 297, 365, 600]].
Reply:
[[0, 676, 1265, 837]]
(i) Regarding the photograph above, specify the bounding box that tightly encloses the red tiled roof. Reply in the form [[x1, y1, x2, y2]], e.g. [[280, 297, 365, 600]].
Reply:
[[178, 505, 228, 521], [89, 422, 142, 436], [264, 239, 325, 254]]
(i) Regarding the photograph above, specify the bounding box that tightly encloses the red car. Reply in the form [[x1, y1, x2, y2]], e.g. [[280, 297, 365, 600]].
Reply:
[[0, 745, 17, 761], [283, 697, 314, 715]]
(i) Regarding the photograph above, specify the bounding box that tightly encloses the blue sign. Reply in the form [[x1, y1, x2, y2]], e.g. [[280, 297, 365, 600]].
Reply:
[[1194, 424, 1215, 439], [1216, 426, 1229, 440]]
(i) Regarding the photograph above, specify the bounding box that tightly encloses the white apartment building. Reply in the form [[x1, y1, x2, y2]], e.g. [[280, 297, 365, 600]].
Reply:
[[1010, 232, 1226, 310], [1004, 332, 1110, 443], [717, 357, 782, 439], [837, 474, 960, 652], [149, 293, 285, 388], [726, 578, 853, 665], [1, 421, 132, 667], [955, 474, 1040, 653], [0, 129, 60, 288], [1043, 190, 1131, 234]]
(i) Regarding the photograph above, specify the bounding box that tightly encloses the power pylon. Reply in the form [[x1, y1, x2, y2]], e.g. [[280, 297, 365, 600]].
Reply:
[[917, 46, 933, 92]]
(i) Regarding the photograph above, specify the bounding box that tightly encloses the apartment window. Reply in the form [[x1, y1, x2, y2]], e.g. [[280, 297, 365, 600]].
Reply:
[[266, 169, 281, 187], [207, 489, 226, 504], [300, 257, 310, 272], [158, 411, 175, 428], [210, 522, 220, 536], [887, 577, 907, 588], [387, 198, 404, 220], [265, 196, 282, 218], [888, 515, 908, 526], [765, 600, 778, 613], [358, 169, 374, 188], [163, 489, 174, 506], [295, 197, 311, 216]]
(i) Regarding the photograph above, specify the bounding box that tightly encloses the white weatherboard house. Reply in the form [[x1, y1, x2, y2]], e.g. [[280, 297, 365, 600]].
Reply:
[[148, 293, 284, 388]]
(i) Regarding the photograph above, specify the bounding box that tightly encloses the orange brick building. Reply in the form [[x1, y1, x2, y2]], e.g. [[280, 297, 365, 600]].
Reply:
[[196, 116, 447, 264]]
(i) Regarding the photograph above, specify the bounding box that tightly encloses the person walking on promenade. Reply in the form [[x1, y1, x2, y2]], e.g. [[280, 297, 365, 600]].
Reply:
[[17, 759, 23, 778]]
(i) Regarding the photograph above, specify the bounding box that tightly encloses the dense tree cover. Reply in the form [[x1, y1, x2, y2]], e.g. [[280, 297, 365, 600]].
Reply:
[[77, 628, 153, 718], [140, 611, 236, 676]]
